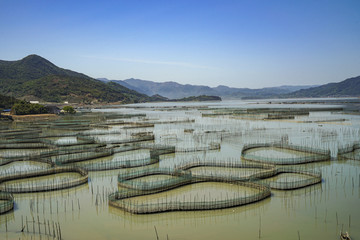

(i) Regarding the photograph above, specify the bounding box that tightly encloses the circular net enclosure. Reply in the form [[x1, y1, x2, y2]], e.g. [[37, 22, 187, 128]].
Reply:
[[0, 192, 14, 214], [241, 143, 330, 165]]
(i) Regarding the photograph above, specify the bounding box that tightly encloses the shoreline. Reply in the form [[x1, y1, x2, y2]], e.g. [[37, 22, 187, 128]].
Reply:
[[10, 113, 58, 122]]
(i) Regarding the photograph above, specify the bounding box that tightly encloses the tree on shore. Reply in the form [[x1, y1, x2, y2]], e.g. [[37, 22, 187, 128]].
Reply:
[[62, 106, 76, 114], [12, 101, 48, 115]]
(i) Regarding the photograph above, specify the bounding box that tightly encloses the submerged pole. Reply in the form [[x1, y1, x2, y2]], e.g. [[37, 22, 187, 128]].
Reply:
[[259, 215, 261, 239], [154, 226, 159, 240]]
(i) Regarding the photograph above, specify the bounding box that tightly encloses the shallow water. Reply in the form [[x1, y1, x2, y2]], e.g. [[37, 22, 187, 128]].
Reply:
[[129, 182, 259, 203], [190, 166, 264, 178], [265, 172, 314, 182], [130, 174, 177, 184], [245, 147, 318, 158], [0, 161, 51, 174], [1, 100, 360, 240], [1, 172, 82, 188]]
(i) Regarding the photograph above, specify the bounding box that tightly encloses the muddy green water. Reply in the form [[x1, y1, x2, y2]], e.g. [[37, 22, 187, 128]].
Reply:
[[189, 167, 264, 178], [129, 182, 258, 203], [1, 100, 360, 240], [0, 161, 51, 173], [245, 147, 319, 158]]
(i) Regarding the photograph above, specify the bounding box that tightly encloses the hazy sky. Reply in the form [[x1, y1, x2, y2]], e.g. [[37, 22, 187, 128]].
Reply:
[[1, 0, 359, 88]]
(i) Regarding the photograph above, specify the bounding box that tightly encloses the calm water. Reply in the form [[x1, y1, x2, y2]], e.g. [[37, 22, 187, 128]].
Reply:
[[1, 99, 360, 240]]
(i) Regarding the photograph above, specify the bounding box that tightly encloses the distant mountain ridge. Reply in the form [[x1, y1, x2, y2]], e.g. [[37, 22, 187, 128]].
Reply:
[[2, 55, 357, 104], [99, 78, 318, 99], [0, 55, 152, 103], [284, 76, 360, 98]]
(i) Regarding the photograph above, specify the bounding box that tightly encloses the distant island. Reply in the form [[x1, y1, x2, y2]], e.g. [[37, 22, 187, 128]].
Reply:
[[170, 95, 221, 102], [147, 94, 221, 102]]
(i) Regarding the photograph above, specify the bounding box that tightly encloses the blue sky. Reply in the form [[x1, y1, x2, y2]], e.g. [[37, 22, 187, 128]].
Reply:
[[1, 0, 359, 88]]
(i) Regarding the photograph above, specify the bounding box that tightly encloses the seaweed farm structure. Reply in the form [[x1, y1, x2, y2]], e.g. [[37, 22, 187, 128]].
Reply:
[[241, 142, 331, 165], [0, 192, 13, 214], [1, 101, 360, 240]]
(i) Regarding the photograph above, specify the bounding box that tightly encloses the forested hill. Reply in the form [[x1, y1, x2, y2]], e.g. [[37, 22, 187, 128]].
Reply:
[[285, 76, 360, 98], [0, 55, 153, 103]]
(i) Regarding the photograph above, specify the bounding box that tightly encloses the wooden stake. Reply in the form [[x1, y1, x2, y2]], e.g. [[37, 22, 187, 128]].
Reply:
[[349, 215, 351, 228], [259, 215, 261, 239], [154, 226, 159, 240], [336, 212, 338, 225], [59, 222, 62, 240], [38, 216, 41, 234]]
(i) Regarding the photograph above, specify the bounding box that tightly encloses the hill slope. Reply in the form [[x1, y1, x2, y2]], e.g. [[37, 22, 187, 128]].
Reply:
[[0, 55, 152, 103], [0, 93, 19, 109], [0, 54, 91, 82], [104, 78, 316, 99], [285, 76, 360, 98]]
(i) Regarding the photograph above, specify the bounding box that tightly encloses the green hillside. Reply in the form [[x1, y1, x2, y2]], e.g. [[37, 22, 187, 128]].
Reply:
[[0, 54, 91, 82], [0, 55, 152, 103], [0, 93, 20, 109]]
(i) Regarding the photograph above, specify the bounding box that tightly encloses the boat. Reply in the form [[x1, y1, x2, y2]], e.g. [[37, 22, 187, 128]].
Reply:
[[340, 231, 351, 240]]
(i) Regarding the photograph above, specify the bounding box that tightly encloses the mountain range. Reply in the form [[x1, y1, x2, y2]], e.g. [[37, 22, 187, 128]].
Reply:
[[0, 55, 359, 104], [98, 78, 319, 99], [100, 75, 360, 99]]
